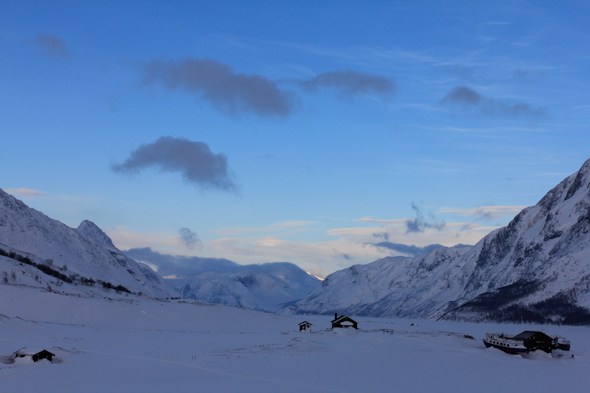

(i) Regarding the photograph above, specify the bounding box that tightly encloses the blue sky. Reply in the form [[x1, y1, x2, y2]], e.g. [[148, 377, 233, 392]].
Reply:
[[2, 0, 589, 276]]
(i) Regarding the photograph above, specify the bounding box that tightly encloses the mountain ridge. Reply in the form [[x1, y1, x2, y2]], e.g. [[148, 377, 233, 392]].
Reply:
[[293, 158, 590, 324], [125, 247, 321, 311], [0, 188, 168, 298]]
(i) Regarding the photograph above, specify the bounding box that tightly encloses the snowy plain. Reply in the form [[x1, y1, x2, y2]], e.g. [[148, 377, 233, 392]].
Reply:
[[1, 285, 589, 393]]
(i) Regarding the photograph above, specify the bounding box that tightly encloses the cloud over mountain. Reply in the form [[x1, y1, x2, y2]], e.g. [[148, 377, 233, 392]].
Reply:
[[406, 203, 446, 233], [438, 205, 525, 220], [372, 238, 444, 257], [4, 188, 47, 197], [179, 227, 201, 249], [112, 136, 236, 191]]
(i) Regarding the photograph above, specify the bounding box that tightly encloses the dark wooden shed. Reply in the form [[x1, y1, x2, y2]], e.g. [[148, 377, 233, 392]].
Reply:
[[32, 349, 56, 362], [299, 321, 312, 331], [331, 313, 358, 329]]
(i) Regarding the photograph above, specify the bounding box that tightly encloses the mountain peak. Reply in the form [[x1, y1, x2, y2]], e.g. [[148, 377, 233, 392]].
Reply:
[[564, 158, 590, 201], [0, 195, 168, 298], [0, 188, 28, 213], [77, 220, 116, 250]]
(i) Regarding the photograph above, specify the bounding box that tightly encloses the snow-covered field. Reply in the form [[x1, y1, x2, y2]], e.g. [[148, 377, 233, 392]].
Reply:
[[1, 285, 588, 393]]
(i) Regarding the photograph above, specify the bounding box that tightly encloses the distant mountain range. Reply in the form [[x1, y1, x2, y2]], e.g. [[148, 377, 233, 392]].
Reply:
[[293, 159, 590, 325], [125, 247, 321, 311]]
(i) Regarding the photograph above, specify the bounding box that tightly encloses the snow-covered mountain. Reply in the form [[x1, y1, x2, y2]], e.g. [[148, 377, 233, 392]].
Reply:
[[293, 159, 590, 324], [126, 247, 321, 311], [0, 188, 168, 298]]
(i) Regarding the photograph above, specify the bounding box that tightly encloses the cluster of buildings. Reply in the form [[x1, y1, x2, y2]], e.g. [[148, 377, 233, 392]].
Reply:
[[299, 313, 358, 332]]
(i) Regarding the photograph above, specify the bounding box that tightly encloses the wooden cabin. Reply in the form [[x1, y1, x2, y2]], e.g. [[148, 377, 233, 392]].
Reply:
[[512, 331, 558, 352], [331, 313, 358, 329], [299, 321, 312, 331], [32, 349, 56, 362]]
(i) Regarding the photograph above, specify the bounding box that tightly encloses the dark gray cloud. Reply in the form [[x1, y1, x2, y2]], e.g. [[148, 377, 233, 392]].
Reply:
[[373, 241, 444, 257], [179, 227, 201, 249], [336, 252, 352, 260], [442, 85, 545, 118], [33, 33, 69, 59], [405, 203, 446, 233], [301, 70, 395, 96], [444, 85, 482, 104], [112, 136, 236, 191], [142, 58, 295, 117], [141, 58, 396, 115]]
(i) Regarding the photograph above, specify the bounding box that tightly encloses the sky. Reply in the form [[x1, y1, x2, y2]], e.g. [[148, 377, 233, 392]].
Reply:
[[2, 0, 590, 277]]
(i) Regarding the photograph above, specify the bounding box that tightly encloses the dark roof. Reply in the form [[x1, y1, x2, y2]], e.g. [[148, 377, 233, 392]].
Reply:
[[299, 321, 312, 326], [32, 349, 55, 362], [332, 315, 355, 323], [331, 315, 358, 327], [513, 331, 551, 340]]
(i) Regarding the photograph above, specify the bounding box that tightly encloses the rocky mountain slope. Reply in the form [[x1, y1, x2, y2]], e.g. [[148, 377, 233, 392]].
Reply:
[[126, 247, 321, 311], [0, 189, 168, 298], [293, 159, 590, 324]]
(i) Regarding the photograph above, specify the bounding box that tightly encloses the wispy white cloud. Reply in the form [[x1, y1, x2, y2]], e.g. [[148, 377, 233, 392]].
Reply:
[[106, 227, 183, 252], [399, 103, 444, 113], [110, 218, 498, 277], [421, 125, 548, 136], [355, 217, 406, 225], [215, 220, 316, 236], [480, 21, 511, 27], [206, 236, 368, 277], [210, 32, 559, 91], [572, 104, 590, 112], [330, 219, 495, 248], [438, 205, 525, 219], [4, 188, 47, 197]]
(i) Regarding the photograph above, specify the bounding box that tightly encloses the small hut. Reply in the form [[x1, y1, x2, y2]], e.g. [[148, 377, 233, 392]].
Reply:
[[299, 321, 312, 332], [32, 349, 55, 362]]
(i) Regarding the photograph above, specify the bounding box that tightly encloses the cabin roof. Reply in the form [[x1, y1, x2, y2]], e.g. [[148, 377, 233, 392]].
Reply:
[[332, 315, 356, 323], [513, 331, 551, 340], [35, 349, 55, 355]]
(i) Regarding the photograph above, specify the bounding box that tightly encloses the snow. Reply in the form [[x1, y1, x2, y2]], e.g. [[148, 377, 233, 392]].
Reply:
[[0, 189, 168, 299], [125, 248, 321, 312], [294, 159, 590, 321], [1, 285, 589, 393]]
